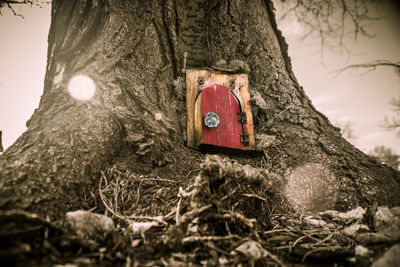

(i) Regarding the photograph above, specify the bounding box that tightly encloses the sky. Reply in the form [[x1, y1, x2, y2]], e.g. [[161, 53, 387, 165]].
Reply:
[[275, 1, 400, 154], [0, 4, 50, 150], [0, 2, 399, 154]]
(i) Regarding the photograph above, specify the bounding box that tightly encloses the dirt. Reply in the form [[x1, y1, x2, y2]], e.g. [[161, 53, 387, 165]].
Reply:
[[1, 153, 397, 266]]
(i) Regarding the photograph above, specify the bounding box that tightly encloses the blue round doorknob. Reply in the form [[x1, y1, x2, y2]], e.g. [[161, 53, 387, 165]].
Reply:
[[204, 112, 220, 128]]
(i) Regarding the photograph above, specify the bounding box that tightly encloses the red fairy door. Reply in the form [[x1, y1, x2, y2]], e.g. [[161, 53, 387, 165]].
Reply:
[[195, 84, 244, 149]]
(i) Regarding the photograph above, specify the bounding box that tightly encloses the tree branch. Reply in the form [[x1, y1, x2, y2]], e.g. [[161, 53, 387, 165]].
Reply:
[[276, 0, 381, 52], [335, 60, 400, 76], [382, 95, 400, 136], [0, 0, 49, 18]]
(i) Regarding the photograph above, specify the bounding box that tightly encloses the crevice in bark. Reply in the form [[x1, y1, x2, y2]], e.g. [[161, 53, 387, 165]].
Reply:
[[163, 0, 179, 77], [175, 0, 211, 67]]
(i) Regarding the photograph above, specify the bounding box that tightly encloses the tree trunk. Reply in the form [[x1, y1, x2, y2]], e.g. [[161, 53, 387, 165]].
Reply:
[[0, 0, 399, 217]]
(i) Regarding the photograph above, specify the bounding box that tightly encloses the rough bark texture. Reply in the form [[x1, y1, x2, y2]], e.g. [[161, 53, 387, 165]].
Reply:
[[0, 0, 399, 217]]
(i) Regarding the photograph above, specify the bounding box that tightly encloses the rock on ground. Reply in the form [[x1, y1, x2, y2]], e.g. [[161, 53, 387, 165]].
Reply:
[[65, 210, 114, 241], [372, 244, 400, 267], [374, 207, 400, 240]]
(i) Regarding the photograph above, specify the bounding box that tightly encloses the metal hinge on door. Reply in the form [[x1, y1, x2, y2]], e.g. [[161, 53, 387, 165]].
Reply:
[[237, 112, 247, 124], [240, 133, 250, 146]]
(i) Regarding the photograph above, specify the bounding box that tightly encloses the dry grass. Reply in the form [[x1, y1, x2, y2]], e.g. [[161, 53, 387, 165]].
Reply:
[[1, 153, 387, 266]]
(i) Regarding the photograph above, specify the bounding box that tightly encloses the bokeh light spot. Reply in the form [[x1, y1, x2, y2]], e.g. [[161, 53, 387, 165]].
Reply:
[[67, 75, 96, 101]]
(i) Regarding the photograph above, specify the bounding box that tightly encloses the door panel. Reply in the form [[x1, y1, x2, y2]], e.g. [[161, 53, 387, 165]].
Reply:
[[199, 84, 243, 149]]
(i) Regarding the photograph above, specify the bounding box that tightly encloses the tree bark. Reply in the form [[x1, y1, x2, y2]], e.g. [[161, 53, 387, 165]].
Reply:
[[0, 0, 399, 217]]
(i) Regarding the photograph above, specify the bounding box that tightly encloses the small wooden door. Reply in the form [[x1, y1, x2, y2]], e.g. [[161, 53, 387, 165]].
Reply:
[[186, 70, 255, 151], [196, 84, 243, 149]]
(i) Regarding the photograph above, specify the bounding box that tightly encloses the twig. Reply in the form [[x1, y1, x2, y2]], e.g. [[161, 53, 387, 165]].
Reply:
[[334, 60, 400, 77], [264, 229, 297, 236], [302, 231, 324, 242], [5, 1, 24, 18], [160, 257, 169, 266], [182, 234, 241, 244], [264, 248, 286, 267], [125, 214, 164, 223], [135, 178, 144, 205], [301, 246, 344, 262], [164, 207, 177, 221], [314, 233, 334, 246], [203, 241, 230, 256], [292, 235, 307, 248], [138, 177, 177, 183], [99, 171, 125, 220], [242, 193, 267, 202], [178, 186, 194, 198], [185, 168, 200, 179], [259, 105, 292, 131], [100, 171, 167, 223], [177, 204, 213, 226], [220, 188, 237, 201], [176, 197, 182, 225], [114, 175, 120, 215], [215, 211, 256, 228], [225, 221, 232, 236]]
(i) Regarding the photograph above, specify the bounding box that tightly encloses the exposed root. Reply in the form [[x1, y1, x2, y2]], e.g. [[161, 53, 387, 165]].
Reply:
[[182, 234, 241, 244]]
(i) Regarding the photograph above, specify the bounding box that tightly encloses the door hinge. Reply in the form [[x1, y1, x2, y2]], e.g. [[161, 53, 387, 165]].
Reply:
[[237, 112, 247, 124], [240, 133, 250, 146]]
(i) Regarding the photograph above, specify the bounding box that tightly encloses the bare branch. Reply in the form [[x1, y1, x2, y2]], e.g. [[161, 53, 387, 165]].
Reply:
[[0, 0, 50, 17], [335, 60, 400, 76], [382, 95, 400, 137], [275, 0, 383, 52], [5, 1, 23, 18], [340, 60, 400, 71], [0, 0, 34, 5]]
